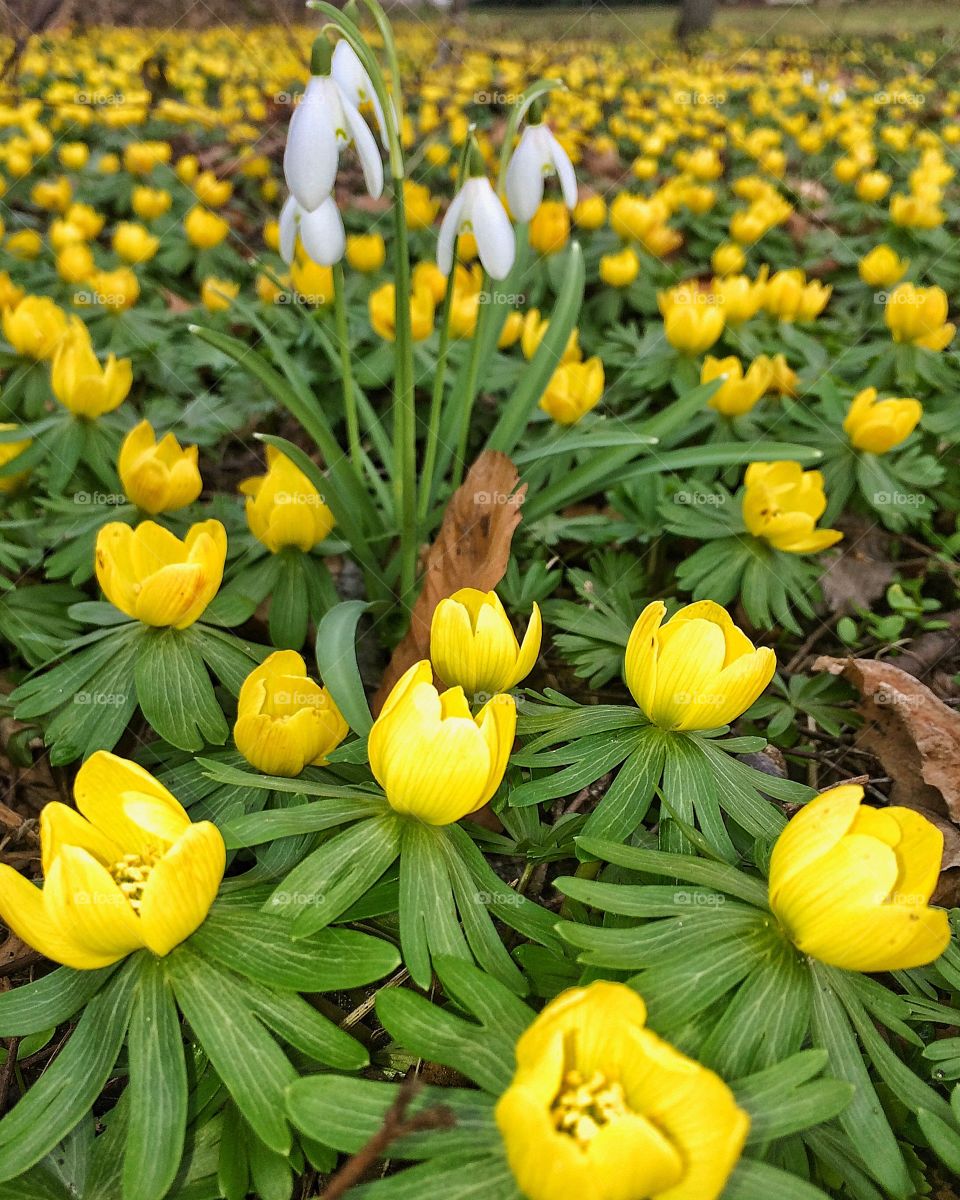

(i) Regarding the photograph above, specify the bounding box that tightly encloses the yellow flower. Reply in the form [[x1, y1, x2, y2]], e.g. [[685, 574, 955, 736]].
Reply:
[[450, 290, 481, 339], [124, 141, 172, 175], [702, 355, 772, 417], [239, 447, 334, 554], [368, 661, 516, 824], [498, 311, 524, 349], [858, 245, 909, 288], [0, 272, 25, 310], [346, 233, 386, 273], [291, 258, 333, 306], [742, 461, 842, 554], [711, 241, 746, 276], [412, 261, 449, 305], [112, 222, 160, 264], [769, 784, 950, 972], [890, 193, 945, 230], [200, 277, 239, 312], [529, 200, 570, 256], [119, 420, 202, 514], [51, 323, 132, 418], [95, 519, 226, 628], [3, 296, 69, 359], [56, 242, 95, 285], [0, 751, 224, 969], [234, 650, 348, 776], [843, 387, 922, 455], [6, 230, 43, 260], [599, 246, 639, 288], [256, 273, 289, 304], [59, 142, 89, 171], [713, 272, 767, 325], [89, 268, 140, 312], [369, 283, 435, 342], [755, 352, 798, 397], [763, 269, 831, 322], [431, 589, 541, 698], [184, 207, 230, 249], [885, 283, 955, 351], [610, 193, 667, 241], [175, 154, 199, 184], [573, 194, 606, 229], [31, 177, 72, 213], [521, 309, 581, 363], [0, 424, 32, 493], [625, 600, 775, 732], [658, 286, 724, 354], [404, 180, 440, 230], [131, 186, 172, 220], [66, 203, 105, 239], [539, 357, 604, 425], [495, 981, 749, 1200], [855, 170, 891, 202], [194, 170, 232, 208]]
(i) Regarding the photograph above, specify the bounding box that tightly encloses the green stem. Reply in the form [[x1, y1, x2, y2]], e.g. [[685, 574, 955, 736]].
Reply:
[[333, 263, 362, 471], [418, 235, 458, 528], [451, 271, 492, 489], [390, 174, 417, 607]]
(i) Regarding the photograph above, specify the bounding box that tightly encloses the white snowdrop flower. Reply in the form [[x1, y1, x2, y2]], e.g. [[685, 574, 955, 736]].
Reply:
[[331, 40, 391, 147], [437, 174, 515, 281], [283, 47, 383, 213], [277, 194, 345, 267], [504, 121, 577, 223]]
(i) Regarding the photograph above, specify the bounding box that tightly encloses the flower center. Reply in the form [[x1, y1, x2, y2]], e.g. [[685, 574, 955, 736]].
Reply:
[[109, 852, 159, 913], [550, 1069, 629, 1145]]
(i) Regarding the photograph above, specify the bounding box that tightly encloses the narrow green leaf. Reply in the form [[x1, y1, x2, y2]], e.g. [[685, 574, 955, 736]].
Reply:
[[135, 630, 228, 751], [0, 965, 116, 1037], [314, 601, 373, 735]]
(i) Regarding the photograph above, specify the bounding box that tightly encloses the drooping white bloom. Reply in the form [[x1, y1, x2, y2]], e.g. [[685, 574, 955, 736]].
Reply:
[[437, 176, 515, 281], [283, 73, 383, 213], [278, 194, 345, 266], [331, 40, 390, 146], [504, 122, 577, 223]]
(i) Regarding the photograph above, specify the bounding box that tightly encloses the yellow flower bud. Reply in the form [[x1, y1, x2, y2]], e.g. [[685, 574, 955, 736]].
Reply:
[[95, 519, 226, 628], [0, 751, 224, 968], [431, 589, 541, 698], [239, 447, 334, 554], [194, 170, 232, 208], [56, 242, 95, 284], [496, 981, 749, 1200], [658, 286, 724, 354], [769, 784, 950, 972], [368, 661, 516, 825], [3, 296, 69, 359], [30, 177, 72, 213], [369, 283, 435, 342], [599, 245, 640, 288], [843, 387, 922, 455], [184, 207, 230, 249], [762, 270, 831, 323], [0, 272, 25, 311], [59, 142, 89, 170], [112, 221, 160, 264], [855, 170, 891, 203], [88, 268, 140, 312], [625, 600, 775, 732], [119, 420, 202, 514], [200, 277, 239, 312], [291, 258, 334, 306], [742, 461, 842, 554], [497, 310, 524, 349], [51, 323, 132, 417], [858, 244, 909, 288], [702, 354, 772, 417], [521, 309, 581, 363], [131, 186, 172, 220], [234, 650, 348, 776], [884, 282, 955, 351], [6, 230, 43, 260], [65, 202, 105, 239], [346, 233, 386, 273], [573, 194, 606, 230], [529, 200, 571, 256], [539, 357, 604, 425], [404, 181, 440, 230]]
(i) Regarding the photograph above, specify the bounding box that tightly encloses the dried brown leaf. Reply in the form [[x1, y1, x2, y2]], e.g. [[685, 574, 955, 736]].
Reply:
[[373, 450, 526, 712], [813, 655, 960, 819]]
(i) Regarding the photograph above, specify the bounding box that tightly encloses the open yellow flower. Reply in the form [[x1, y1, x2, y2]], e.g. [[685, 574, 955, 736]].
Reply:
[[369, 283, 435, 342], [239, 447, 334, 554], [599, 245, 639, 288], [368, 661, 515, 825], [769, 784, 950, 972], [658, 286, 724, 354], [234, 650, 348, 776], [539, 357, 604, 425], [762, 269, 831, 323], [495, 981, 749, 1200], [702, 355, 773, 417], [431, 589, 541, 698], [843, 387, 922, 454], [625, 600, 775, 732], [184, 206, 229, 249], [858, 244, 908, 288], [112, 221, 160, 264], [119, 419, 202, 514], [346, 232, 386, 273], [51, 322, 133, 417], [884, 283, 955, 351], [3, 296, 69, 359], [95, 519, 226, 628], [742, 461, 842, 554], [0, 751, 224, 969]]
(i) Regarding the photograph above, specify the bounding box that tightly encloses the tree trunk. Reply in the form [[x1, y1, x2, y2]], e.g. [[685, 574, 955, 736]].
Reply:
[[674, 0, 717, 41]]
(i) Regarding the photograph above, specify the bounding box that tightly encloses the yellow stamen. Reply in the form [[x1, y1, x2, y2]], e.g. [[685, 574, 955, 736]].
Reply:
[[550, 1069, 629, 1145], [109, 851, 159, 913]]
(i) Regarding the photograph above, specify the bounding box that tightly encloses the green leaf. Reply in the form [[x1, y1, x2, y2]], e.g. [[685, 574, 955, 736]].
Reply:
[[0, 957, 138, 1181], [135, 629, 228, 751], [722, 1159, 833, 1200], [0, 965, 117, 1037], [917, 1107, 960, 1174], [399, 821, 468, 988], [350, 1150, 521, 1200], [124, 956, 187, 1200], [268, 552, 309, 650], [580, 727, 666, 843], [263, 812, 402, 935], [164, 946, 296, 1155], [191, 905, 399, 990], [314, 601, 373, 735]]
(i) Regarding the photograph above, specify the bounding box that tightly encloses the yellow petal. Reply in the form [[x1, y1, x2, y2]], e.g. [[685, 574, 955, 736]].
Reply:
[[808, 903, 950, 972], [44, 846, 145, 961], [0, 864, 105, 969], [40, 801, 123, 876], [74, 750, 190, 853], [138, 822, 225, 955], [624, 601, 666, 716]]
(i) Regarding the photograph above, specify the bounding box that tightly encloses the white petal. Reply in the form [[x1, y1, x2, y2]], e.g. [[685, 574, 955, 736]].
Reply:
[[331, 41, 390, 148], [298, 197, 345, 266], [470, 178, 515, 280], [436, 186, 468, 275], [341, 95, 384, 199], [505, 128, 545, 223], [283, 76, 340, 211], [278, 194, 300, 264], [548, 130, 578, 210]]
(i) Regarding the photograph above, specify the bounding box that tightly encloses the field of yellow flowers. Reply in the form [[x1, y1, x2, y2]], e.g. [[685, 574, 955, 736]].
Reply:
[[0, 6, 958, 1200]]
